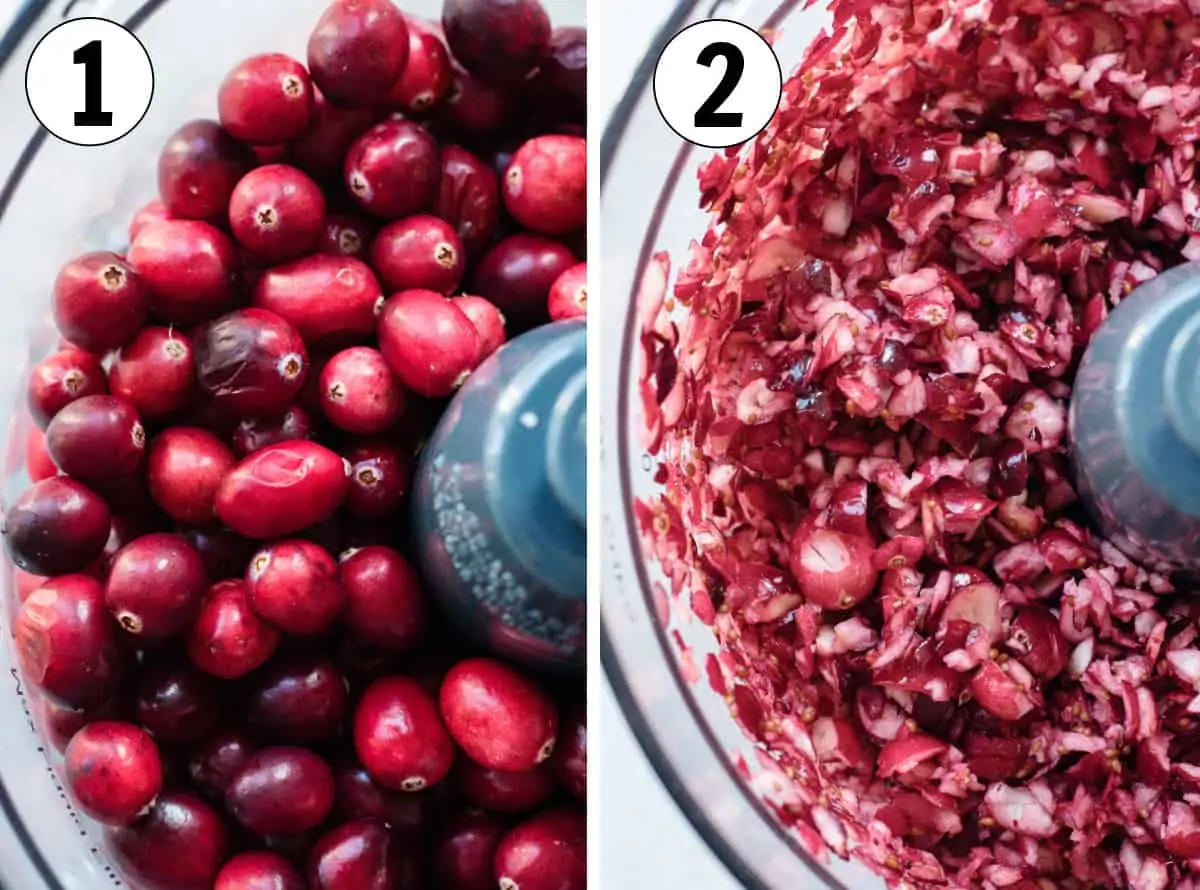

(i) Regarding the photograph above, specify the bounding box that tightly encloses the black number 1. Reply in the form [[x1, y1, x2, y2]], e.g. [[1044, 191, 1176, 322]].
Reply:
[[694, 42, 744, 128], [73, 40, 112, 127]]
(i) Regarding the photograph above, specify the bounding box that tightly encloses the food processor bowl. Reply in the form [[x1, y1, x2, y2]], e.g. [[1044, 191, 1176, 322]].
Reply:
[[599, 1, 884, 887]]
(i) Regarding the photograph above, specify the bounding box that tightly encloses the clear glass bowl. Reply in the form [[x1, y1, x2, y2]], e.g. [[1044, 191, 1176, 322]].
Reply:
[[599, 1, 884, 887], [0, 1, 582, 888]]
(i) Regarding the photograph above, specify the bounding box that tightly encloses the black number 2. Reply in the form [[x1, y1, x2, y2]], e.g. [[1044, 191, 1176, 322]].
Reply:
[[73, 40, 112, 127], [694, 41, 744, 128]]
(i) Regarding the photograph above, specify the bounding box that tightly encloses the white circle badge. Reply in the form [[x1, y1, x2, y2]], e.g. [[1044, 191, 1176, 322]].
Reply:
[[26, 17, 154, 147], [653, 19, 783, 149]]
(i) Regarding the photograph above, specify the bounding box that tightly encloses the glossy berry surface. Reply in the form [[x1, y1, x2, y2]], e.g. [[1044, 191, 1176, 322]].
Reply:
[[105, 532, 208, 638], [354, 675, 455, 791], [218, 53, 314, 145], [4, 477, 110, 576], [65, 721, 163, 826], [52, 252, 151, 352], [108, 792, 229, 890]]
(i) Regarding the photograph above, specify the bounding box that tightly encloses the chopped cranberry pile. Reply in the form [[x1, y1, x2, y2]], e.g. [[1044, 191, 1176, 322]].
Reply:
[[5, 1, 585, 888], [637, 1, 1200, 887]]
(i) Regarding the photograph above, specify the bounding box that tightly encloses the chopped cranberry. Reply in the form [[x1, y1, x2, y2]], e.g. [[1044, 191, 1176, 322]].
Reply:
[[548, 261, 587, 321], [109, 792, 228, 890], [378, 290, 482, 397], [233, 405, 315, 455], [442, 0, 550, 85], [457, 760, 555, 813], [244, 653, 348, 742], [4, 478, 111, 575], [435, 145, 500, 257], [434, 809, 507, 890], [503, 135, 586, 235], [186, 579, 281, 678], [52, 252, 150, 352], [339, 545, 427, 651], [387, 20, 453, 114], [65, 721, 162, 826], [156, 119, 254, 223], [188, 729, 256, 799], [147, 426, 236, 525], [788, 523, 878, 610], [493, 807, 586, 890], [291, 89, 376, 181], [194, 308, 309, 419], [253, 255, 383, 347], [216, 441, 350, 538], [109, 327, 197, 421], [369, 214, 465, 294], [225, 746, 335, 836], [26, 348, 108, 430], [218, 54, 314, 145], [128, 219, 237, 325], [246, 538, 346, 634], [229, 165, 327, 262], [471, 234, 575, 324], [135, 661, 219, 743], [215, 851, 306, 890], [105, 533, 208, 638], [320, 213, 373, 259], [306, 0, 409, 107], [319, 347, 406, 435], [45, 394, 145, 485], [308, 818, 408, 890], [550, 703, 586, 801], [345, 120, 441, 219], [453, 295, 507, 358], [354, 675, 455, 791]]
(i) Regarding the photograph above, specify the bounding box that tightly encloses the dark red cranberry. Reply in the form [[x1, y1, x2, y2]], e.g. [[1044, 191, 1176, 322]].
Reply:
[[52, 252, 151, 352], [245, 653, 348, 742], [990, 438, 1031, 499], [442, 65, 510, 140], [307, 0, 409, 107], [219, 54, 314, 145], [292, 89, 376, 180], [247, 538, 346, 634], [106, 533, 208, 639], [184, 527, 257, 580], [225, 746, 335, 835], [435, 145, 500, 258], [4, 478, 110, 575], [233, 405, 315, 455], [254, 255, 384, 347], [229, 165, 327, 262], [308, 818, 408, 890], [319, 347, 406, 435], [157, 120, 255, 223], [195, 308, 309, 419], [550, 704, 586, 801], [188, 729, 256, 799], [65, 721, 162, 826], [215, 851, 306, 890], [503, 135, 585, 235], [453, 295, 507, 358], [45, 394, 145, 485], [493, 807, 586, 890], [216, 441, 350, 538], [130, 199, 172, 241], [440, 657, 558, 771], [547, 261, 587, 321], [526, 27, 586, 124], [456, 760, 554, 813], [354, 675, 454, 791], [331, 764, 427, 839], [342, 440, 412, 518], [186, 579, 281, 678], [370, 215, 465, 294], [136, 661, 219, 743], [147, 427, 236, 525], [435, 809, 507, 890], [14, 574, 122, 707], [26, 349, 108, 429], [387, 20, 453, 114], [109, 327, 197, 421], [109, 791, 229, 890], [443, 0, 549, 84], [320, 213, 373, 259], [344, 120, 441, 219], [339, 546, 427, 651], [378, 290, 482, 398], [471, 234, 576, 324], [25, 426, 57, 482], [128, 219, 238, 325], [35, 695, 123, 753]]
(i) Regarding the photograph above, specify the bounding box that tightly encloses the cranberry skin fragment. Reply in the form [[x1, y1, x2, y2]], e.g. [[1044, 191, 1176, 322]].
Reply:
[[27, 349, 108, 430], [231, 165, 326, 263], [526, 27, 586, 124], [319, 347, 406, 435], [457, 760, 555, 814], [218, 54, 314, 145], [157, 120, 254, 223], [370, 215, 464, 295], [247, 539, 347, 635], [65, 721, 162, 826], [186, 579, 281, 679], [453, 295, 507, 358], [320, 213, 373, 259], [342, 440, 412, 518], [307, 0, 409, 107], [308, 818, 408, 890], [225, 746, 335, 836], [254, 255, 383, 347], [216, 441, 350, 538], [354, 675, 455, 791], [551, 704, 586, 801], [215, 851, 305, 890], [442, 0, 550, 85], [147, 426, 236, 525], [128, 219, 237, 325], [378, 290, 482, 398], [245, 653, 348, 742], [435, 145, 500, 258], [291, 89, 375, 181], [440, 657, 559, 771], [45, 394, 145, 485], [109, 327, 196, 421], [345, 120, 441, 219], [493, 807, 586, 890], [106, 533, 208, 639], [195, 308, 309, 419], [340, 546, 427, 651], [130, 199, 171, 241], [108, 791, 229, 890], [504, 135, 586, 235], [788, 524, 879, 610], [548, 261, 587, 321], [387, 21, 453, 114], [435, 809, 507, 890], [4, 478, 110, 576], [14, 574, 122, 707], [471, 234, 576, 324], [53, 252, 151, 352], [188, 729, 256, 799]]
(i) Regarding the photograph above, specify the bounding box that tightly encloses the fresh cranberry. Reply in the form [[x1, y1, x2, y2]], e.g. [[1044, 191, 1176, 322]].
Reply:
[[387, 20, 453, 114], [225, 746, 335, 836], [344, 120, 441, 219], [65, 721, 162, 826], [4, 479, 110, 575], [435, 809, 507, 890], [219, 54, 314, 145], [52, 252, 151, 352], [184, 526, 257, 580], [320, 213, 373, 259], [186, 579, 281, 678], [106, 533, 208, 638], [341, 440, 412, 518], [370, 215, 465, 294], [14, 574, 122, 707], [471, 234, 576, 323], [291, 89, 376, 181], [130, 199, 172, 241], [339, 546, 427, 651], [233, 405, 315, 455], [14, 566, 47, 603], [35, 695, 123, 753], [26, 349, 107, 429], [147, 427, 236, 525], [128, 219, 237, 325], [331, 764, 428, 838], [456, 760, 555, 813], [245, 653, 348, 742], [307, 0, 409, 107], [195, 308, 309, 419], [319, 347, 406, 435], [246, 539, 346, 634], [25, 427, 56, 481], [442, 66, 511, 141], [109, 791, 229, 890], [254, 255, 384, 347], [216, 441, 350, 538], [526, 27, 586, 124], [308, 818, 408, 890], [188, 729, 256, 799], [443, 0, 550, 84], [215, 851, 306, 890], [229, 165, 327, 262], [453, 295, 507, 358], [135, 661, 219, 743], [435, 145, 500, 257], [157, 120, 254, 223], [550, 704, 586, 801], [354, 675, 454, 791], [45, 394, 145, 485], [547, 261, 587, 321], [378, 290, 482, 397], [440, 658, 559, 771], [109, 327, 197, 421], [504, 135, 586, 238], [493, 807, 586, 890]]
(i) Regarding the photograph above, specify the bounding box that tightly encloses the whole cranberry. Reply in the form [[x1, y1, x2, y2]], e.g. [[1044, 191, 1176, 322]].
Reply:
[[184, 526, 257, 580], [504, 135, 585, 235], [229, 165, 327, 262], [52, 252, 151, 352], [233, 405, 315, 455], [35, 695, 124, 753], [25, 427, 56, 482], [245, 653, 348, 742], [471, 234, 576, 323], [339, 546, 427, 651], [442, 66, 510, 141], [215, 851, 305, 890], [453, 295, 507, 358], [319, 347, 406, 435], [109, 327, 197, 421], [457, 760, 555, 814], [4, 478, 110, 576], [435, 145, 500, 258], [157, 120, 254, 222], [342, 440, 412, 517], [65, 721, 162, 826], [216, 441, 350, 538], [345, 120, 441, 219], [109, 791, 229, 890], [370, 215, 465, 294], [45, 394, 145, 485], [147, 427, 236, 525], [378, 290, 482, 398], [106, 533, 208, 638], [440, 658, 558, 771], [130, 199, 172, 241], [292, 89, 376, 180], [27, 349, 108, 429], [219, 54, 314, 145], [247, 538, 346, 634], [493, 807, 586, 890], [14, 574, 122, 707], [355, 675, 455, 791], [320, 213, 373, 259], [332, 764, 428, 838], [308, 818, 408, 890], [136, 661, 219, 743], [128, 219, 237, 325], [186, 579, 281, 678], [307, 0, 409, 107], [195, 308, 309, 419], [188, 729, 256, 799], [226, 746, 335, 836], [526, 27, 586, 124], [443, 0, 549, 84], [435, 810, 506, 890], [547, 261, 587, 321], [387, 20, 453, 114], [551, 704, 586, 801], [254, 255, 384, 347]]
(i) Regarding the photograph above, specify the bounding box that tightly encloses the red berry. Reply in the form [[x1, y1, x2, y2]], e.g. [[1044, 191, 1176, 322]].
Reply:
[[184, 527, 257, 581], [453, 295, 507, 358], [387, 21, 453, 114], [226, 746, 335, 836], [136, 661, 219, 743], [129, 199, 171, 241], [157, 120, 254, 223], [106, 533, 208, 639], [254, 255, 384, 347], [307, 0, 410, 107], [45, 394, 146, 486], [186, 579, 281, 678], [292, 89, 375, 180], [548, 261, 587, 321], [443, 0, 550, 85], [331, 764, 428, 839], [52, 252, 151, 352], [319, 346, 406, 435], [229, 165, 327, 262], [147, 426, 236, 525], [457, 760, 555, 813], [233, 404, 315, 455], [339, 546, 427, 651], [65, 721, 163, 826], [308, 818, 409, 890], [245, 653, 348, 743], [218, 54, 314, 145], [504, 135, 586, 235], [216, 441, 350, 538], [128, 219, 238, 325], [472, 234, 576, 323], [26, 349, 108, 430], [378, 290, 482, 397], [109, 792, 229, 890], [247, 539, 346, 634], [188, 729, 256, 799], [25, 427, 56, 482], [345, 120, 441, 219], [434, 809, 507, 890], [551, 704, 586, 801], [195, 308, 309, 419], [342, 440, 412, 518], [215, 851, 306, 890], [35, 695, 122, 753], [442, 66, 511, 140], [4, 478, 110, 576], [493, 807, 586, 890], [109, 327, 197, 421], [526, 26, 586, 125], [320, 213, 373, 259], [369, 215, 464, 294], [435, 145, 500, 257], [354, 675, 454, 791]]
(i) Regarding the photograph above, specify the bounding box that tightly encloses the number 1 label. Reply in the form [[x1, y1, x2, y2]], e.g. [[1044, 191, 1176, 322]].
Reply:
[[73, 39, 113, 127]]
